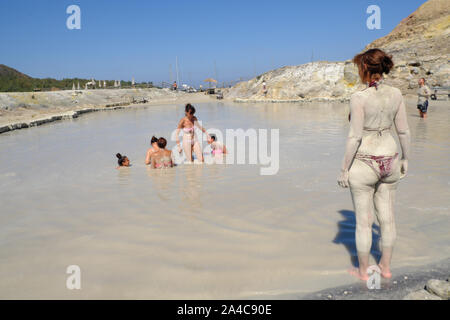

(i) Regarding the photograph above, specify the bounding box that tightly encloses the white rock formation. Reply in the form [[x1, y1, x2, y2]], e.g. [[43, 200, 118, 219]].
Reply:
[[226, 61, 360, 101], [226, 0, 449, 101]]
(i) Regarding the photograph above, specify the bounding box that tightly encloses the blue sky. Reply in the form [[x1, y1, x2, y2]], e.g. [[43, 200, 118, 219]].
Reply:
[[0, 0, 426, 86]]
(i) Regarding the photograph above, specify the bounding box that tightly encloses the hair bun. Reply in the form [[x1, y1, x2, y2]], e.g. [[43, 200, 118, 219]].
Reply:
[[116, 153, 122, 159], [382, 54, 394, 74]]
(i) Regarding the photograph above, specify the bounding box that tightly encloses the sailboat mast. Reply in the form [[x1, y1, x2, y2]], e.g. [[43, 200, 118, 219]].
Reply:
[[175, 56, 180, 85]]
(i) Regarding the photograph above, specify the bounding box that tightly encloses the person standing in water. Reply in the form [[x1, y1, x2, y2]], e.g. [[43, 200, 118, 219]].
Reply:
[[175, 103, 210, 163], [151, 137, 173, 169], [338, 49, 410, 281], [417, 78, 431, 118], [262, 80, 268, 96], [145, 136, 159, 165]]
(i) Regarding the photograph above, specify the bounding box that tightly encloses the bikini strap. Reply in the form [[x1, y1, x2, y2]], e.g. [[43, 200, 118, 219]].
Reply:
[[363, 126, 391, 136]]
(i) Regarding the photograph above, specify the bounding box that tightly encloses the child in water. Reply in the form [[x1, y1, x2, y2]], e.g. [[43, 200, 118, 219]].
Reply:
[[208, 135, 227, 155], [145, 136, 159, 165], [116, 153, 130, 168], [151, 137, 173, 168]]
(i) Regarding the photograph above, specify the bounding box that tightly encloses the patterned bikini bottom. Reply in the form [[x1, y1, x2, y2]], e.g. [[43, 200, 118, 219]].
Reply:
[[355, 153, 399, 179]]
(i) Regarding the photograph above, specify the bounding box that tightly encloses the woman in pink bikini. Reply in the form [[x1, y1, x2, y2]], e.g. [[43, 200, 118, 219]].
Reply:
[[338, 49, 410, 281], [175, 103, 210, 163]]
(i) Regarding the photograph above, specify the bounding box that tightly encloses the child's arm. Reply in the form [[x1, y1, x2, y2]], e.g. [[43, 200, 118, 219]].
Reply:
[[145, 149, 152, 165]]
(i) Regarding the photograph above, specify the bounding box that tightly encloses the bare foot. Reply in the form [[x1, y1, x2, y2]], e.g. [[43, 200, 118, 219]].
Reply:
[[378, 264, 392, 279], [347, 268, 369, 281]]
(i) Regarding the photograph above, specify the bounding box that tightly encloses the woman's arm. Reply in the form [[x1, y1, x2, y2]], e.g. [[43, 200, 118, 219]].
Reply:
[[176, 118, 184, 149], [338, 94, 364, 188], [394, 94, 411, 177], [394, 95, 411, 161], [193, 117, 210, 139]]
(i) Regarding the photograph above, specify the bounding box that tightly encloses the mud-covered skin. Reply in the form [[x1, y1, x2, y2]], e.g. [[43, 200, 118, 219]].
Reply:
[[338, 83, 411, 279]]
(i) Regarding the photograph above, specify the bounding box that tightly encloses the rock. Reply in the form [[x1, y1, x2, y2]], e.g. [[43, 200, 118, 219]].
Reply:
[[226, 61, 361, 101], [426, 279, 450, 299], [365, 0, 449, 94], [403, 289, 442, 300], [343, 62, 359, 84], [410, 67, 420, 75], [226, 0, 449, 101]]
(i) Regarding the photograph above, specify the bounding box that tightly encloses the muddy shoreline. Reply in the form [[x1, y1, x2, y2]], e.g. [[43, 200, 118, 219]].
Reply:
[[0, 89, 219, 135], [297, 258, 449, 300]]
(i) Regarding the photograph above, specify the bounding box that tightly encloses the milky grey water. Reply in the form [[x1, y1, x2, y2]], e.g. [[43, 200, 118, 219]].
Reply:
[[0, 100, 449, 298]]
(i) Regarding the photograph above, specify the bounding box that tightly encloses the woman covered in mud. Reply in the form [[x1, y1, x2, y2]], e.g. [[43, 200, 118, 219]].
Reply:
[[338, 49, 411, 281]]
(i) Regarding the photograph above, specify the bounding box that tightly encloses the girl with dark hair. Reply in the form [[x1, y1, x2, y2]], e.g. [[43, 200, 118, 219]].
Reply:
[[116, 153, 130, 168], [145, 135, 160, 165], [338, 48, 410, 281], [175, 103, 210, 163], [207, 134, 227, 155], [151, 137, 173, 169]]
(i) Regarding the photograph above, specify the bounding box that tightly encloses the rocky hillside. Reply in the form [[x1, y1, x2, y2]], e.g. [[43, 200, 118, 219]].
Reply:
[[366, 0, 449, 91], [226, 61, 359, 102], [226, 0, 449, 102]]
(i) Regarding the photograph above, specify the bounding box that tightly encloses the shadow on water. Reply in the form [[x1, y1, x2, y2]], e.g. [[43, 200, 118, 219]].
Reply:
[[333, 210, 382, 267]]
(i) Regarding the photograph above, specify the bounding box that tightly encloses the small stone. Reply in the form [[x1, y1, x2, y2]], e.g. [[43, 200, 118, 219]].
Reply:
[[426, 279, 450, 300], [404, 276, 408, 280], [393, 281, 397, 284], [344, 291, 348, 295], [403, 289, 442, 300]]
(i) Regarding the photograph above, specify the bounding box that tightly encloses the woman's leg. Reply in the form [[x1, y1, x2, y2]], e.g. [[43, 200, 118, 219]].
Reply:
[[350, 185, 375, 280], [348, 160, 379, 281], [192, 141, 204, 162], [374, 180, 398, 278], [182, 134, 193, 162]]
